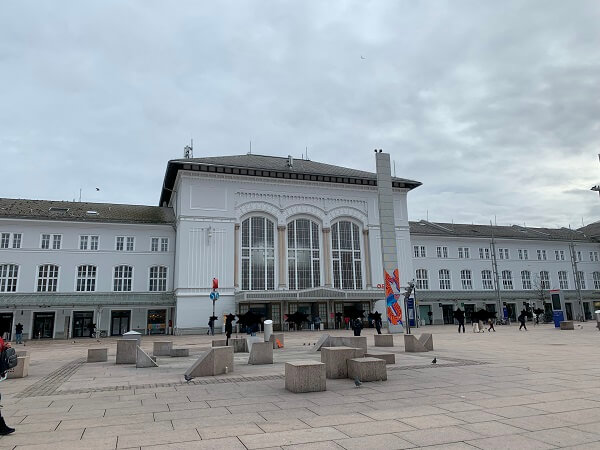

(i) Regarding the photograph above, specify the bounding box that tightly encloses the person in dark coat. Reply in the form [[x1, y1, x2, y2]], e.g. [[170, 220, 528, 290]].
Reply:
[[225, 320, 233, 346], [87, 322, 96, 338], [375, 315, 382, 335], [518, 310, 528, 331], [15, 323, 23, 344], [207, 317, 215, 336], [352, 318, 363, 336], [0, 337, 15, 435], [454, 308, 465, 333]]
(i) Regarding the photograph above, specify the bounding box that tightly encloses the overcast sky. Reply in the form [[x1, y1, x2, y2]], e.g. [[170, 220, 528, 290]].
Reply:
[[2, 1, 600, 228]]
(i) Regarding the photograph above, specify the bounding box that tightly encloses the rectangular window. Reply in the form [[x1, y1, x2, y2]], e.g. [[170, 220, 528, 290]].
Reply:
[[578, 271, 586, 290], [577, 251, 582, 262], [413, 245, 420, 258], [76, 265, 97, 292], [113, 265, 133, 291], [558, 271, 569, 289], [555, 250, 565, 261], [0, 233, 9, 249], [79, 235, 89, 250], [12, 233, 21, 249], [537, 249, 547, 261], [436, 246, 448, 258], [591, 251, 599, 262], [37, 264, 59, 292], [126, 237, 134, 251], [479, 248, 490, 259], [0, 264, 19, 292], [52, 234, 62, 250], [521, 271, 532, 290], [540, 271, 550, 290], [41, 234, 50, 249], [415, 269, 428, 290], [152, 238, 159, 252], [460, 270, 472, 290], [439, 269, 451, 290], [518, 249, 529, 260], [593, 272, 600, 290], [90, 235, 99, 251], [161, 238, 168, 252], [116, 236, 125, 251], [458, 247, 470, 259], [149, 266, 168, 291], [481, 270, 493, 290], [498, 248, 509, 260], [502, 270, 513, 289]]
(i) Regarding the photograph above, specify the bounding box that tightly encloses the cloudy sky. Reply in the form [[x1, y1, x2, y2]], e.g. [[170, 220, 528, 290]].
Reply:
[[1, 1, 600, 228]]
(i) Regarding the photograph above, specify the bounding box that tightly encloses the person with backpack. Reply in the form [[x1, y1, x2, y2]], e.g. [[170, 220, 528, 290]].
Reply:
[[352, 318, 363, 336], [0, 337, 15, 435], [15, 323, 23, 345]]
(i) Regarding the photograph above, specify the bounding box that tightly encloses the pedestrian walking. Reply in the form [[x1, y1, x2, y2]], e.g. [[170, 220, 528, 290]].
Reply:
[[0, 337, 15, 435], [352, 318, 363, 336], [375, 313, 382, 335], [488, 318, 496, 332], [454, 308, 465, 333], [518, 310, 528, 331], [427, 310, 433, 325], [344, 316, 350, 330], [207, 317, 215, 336], [15, 323, 23, 344], [225, 320, 232, 346]]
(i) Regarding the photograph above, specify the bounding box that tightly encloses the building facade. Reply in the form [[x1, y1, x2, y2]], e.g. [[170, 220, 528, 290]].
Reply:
[[1, 154, 599, 339]]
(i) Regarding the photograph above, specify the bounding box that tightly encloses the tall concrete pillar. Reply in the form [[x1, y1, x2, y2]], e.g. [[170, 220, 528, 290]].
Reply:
[[376, 151, 404, 334], [322, 227, 332, 287], [363, 229, 372, 288], [278, 225, 287, 288], [234, 224, 240, 289]]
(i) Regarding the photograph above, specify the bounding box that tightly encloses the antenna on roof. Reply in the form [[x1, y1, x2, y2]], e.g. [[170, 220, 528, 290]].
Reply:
[[393, 160, 396, 177], [305, 146, 309, 161], [183, 139, 193, 158], [426, 210, 429, 221], [249, 140, 252, 154]]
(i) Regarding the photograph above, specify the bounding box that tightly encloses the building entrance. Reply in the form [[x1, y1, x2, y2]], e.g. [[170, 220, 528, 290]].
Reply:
[[73, 311, 94, 337], [111, 310, 131, 336], [33, 312, 55, 339], [442, 305, 454, 324], [147, 309, 167, 335], [0, 313, 13, 340], [565, 302, 573, 320], [419, 305, 432, 325]]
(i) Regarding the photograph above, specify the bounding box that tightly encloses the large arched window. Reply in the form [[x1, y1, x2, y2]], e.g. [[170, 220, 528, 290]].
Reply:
[[241, 216, 275, 290], [0, 264, 18, 292], [331, 221, 362, 289], [37, 264, 59, 292], [288, 219, 320, 289]]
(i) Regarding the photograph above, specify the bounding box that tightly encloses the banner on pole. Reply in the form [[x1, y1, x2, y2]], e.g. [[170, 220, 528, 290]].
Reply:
[[385, 269, 403, 328]]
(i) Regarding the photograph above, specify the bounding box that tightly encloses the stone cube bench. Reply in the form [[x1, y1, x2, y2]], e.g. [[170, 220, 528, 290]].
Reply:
[[404, 333, 434, 352], [231, 338, 248, 353], [185, 346, 234, 377], [87, 348, 108, 363], [136, 346, 158, 368], [365, 352, 395, 365], [7, 355, 29, 378], [328, 336, 368, 352], [170, 348, 190, 357], [116, 339, 137, 364], [212, 339, 228, 347], [269, 333, 284, 349], [560, 321, 575, 330], [347, 357, 387, 382], [153, 341, 173, 356], [374, 334, 394, 347], [285, 361, 326, 393], [248, 341, 273, 365], [321, 346, 365, 379]]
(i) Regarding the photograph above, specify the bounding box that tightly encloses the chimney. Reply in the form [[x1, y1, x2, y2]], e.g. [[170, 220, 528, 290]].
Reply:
[[287, 155, 293, 168]]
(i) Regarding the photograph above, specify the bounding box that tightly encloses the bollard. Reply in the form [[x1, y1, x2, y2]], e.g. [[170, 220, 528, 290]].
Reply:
[[263, 319, 273, 343]]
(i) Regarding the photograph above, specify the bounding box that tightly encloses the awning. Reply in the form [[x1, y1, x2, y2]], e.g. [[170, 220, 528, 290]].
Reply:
[[415, 290, 600, 302], [0, 292, 175, 308], [235, 287, 385, 303]]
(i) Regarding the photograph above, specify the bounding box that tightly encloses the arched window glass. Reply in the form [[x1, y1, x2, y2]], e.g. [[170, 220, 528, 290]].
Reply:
[[76, 265, 97, 292], [149, 266, 168, 292], [241, 217, 275, 290], [331, 221, 362, 289], [288, 219, 320, 289], [37, 264, 59, 292]]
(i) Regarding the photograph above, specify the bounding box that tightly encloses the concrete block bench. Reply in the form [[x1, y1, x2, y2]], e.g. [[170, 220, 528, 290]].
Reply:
[[560, 321, 575, 330], [328, 336, 368, 352], [230, 338, 248, 353], [212, 339, 228, 347], [404, 334, 433, 352], [248, 341, 273, 365], [419, 333, 434, 351], [87, 348, 108, 363], [321, 346, 365, 379], [116, 339, 137, 364], [136, 346, 158, 368], [269, 333, 284, 349], [170, 348, 190, 357], [365, 352, 395, 365], [285, 361, 326, 393], [153, 341, 173, 356], [374, 334, 394, 347], [185, 346, 234, 377], [347, 357, 387, 382], [7, 355, 30, 378]]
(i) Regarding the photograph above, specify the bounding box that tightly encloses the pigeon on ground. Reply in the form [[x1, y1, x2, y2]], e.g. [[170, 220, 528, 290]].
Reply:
[[184, 374, 194, 383], [431, 357, 437, 364], [354, 376, 362, 388]]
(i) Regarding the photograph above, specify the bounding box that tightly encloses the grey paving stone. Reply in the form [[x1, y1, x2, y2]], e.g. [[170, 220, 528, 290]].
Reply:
[[117, 428, 201, 448], [399, 413, 465, 429], [526, 427, 600, 447], [335, 433, 415, 450], [460, 420, 526, 437], [140, 436, 246, 449], [466, 434, 558, 449], [334, 419, 415, 437], [401, 425, 483, 447], [238, 426, 348, 449]]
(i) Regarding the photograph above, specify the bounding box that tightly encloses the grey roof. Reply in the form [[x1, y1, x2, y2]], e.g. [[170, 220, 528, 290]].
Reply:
[[0, 198, 175, 225], [160, 154, 421, 205], [578, 222, 600, 239], [409, 220, 595, 242]]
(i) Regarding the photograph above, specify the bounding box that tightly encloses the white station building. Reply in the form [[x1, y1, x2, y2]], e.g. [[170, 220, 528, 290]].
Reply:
[[0, 153, 599, 339]]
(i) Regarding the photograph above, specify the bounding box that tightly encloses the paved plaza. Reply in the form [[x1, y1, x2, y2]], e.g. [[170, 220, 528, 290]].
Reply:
[[1, 323, 600, 449]]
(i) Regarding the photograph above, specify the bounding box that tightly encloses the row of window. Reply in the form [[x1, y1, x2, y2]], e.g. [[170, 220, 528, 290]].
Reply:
[[0, 233, 170, 252], [414, 245, 600, 262], [0, 264, 168, 293], [414, 268, 599, 291]]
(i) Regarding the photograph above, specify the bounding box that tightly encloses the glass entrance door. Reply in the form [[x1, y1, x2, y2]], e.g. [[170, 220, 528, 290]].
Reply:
[[565, 302, 573, 320], [73, 311, 94, 337], [442, 305, 454, 324], [0, 313, 13, 340], [111, 310, 131, 336], [33, 312, 55, 339]]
